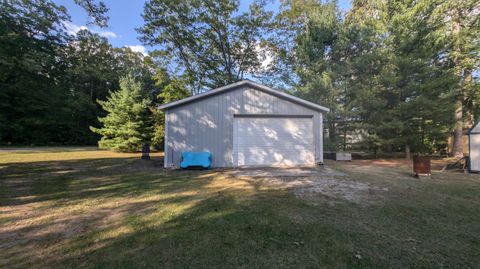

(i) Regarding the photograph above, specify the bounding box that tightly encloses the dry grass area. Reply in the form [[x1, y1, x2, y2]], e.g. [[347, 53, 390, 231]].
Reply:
[[346, 158, 450, 170], [0, 147, 164, 164], [1, 148, 480, 268]]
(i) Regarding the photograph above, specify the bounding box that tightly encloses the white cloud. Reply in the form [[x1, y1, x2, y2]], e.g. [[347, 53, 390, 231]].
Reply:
[[261, 52, 274, 69], [254, 42, 274, 70], [98, 31, 117, 38], [126, 45, 148, 56], [63, 21, 118, 39], [64, 22, 88, 35]]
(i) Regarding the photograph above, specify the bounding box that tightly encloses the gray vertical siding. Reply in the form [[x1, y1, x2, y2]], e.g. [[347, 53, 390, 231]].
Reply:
[[470, 122, 480, 172], [164, 86, 324, 167]]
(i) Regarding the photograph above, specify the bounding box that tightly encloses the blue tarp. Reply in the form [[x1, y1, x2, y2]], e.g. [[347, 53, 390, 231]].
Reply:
[[180, 151, 212, 169]]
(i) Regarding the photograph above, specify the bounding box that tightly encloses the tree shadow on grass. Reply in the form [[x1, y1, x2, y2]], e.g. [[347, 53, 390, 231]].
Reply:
[[60, 195, 309, 268], [1, 157, 167, 206], [2, 157, 480, 268], [1, 155, 352, 268], [2, 156, 252, 267]]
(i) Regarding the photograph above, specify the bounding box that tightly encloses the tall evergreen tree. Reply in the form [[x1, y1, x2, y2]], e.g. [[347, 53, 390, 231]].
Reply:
[[273, 0, 461, 155], [426, 0, 480, 157], [90, 75, 153, 152], [274, 0, 349, 150], [382, 0, 455, 155]]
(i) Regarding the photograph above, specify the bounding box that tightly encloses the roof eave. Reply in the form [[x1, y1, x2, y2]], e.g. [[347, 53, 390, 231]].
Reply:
[[158, 80, 330, 113], [467, 121, 480, 135], [158, 80, 248, 110], [247, 80, 330, 112]]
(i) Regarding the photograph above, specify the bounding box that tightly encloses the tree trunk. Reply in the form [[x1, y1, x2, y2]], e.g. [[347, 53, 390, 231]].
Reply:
[[453, 96, 464, 157], [452, 69, 473, 157], [451, 15, 464, 158], [405, 144, 411, 160], [464, 70, 474, 129], [386, 144, 392, 153], [329, 121, 336, 144], [141, 143, 151, 160]]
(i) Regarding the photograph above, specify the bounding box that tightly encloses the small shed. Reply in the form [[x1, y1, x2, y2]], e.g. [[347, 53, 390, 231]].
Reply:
[[159, 80, 329, 168], [469, 121, 480, 173]]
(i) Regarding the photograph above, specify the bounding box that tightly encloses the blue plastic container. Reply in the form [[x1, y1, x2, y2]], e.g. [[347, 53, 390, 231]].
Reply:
[[180, 151, 212, 169]]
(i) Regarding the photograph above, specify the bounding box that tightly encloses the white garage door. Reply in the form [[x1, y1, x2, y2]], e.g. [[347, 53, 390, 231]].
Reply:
[[234, 117, 315, 166]]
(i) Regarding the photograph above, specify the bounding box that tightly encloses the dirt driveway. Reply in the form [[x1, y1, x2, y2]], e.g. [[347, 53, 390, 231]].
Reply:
[[227, 165, 388, 205]]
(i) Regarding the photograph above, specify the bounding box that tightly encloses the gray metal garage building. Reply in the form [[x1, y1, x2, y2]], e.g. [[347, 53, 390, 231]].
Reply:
[[469, 121, 480, 173], [159, 80, 329, 168]]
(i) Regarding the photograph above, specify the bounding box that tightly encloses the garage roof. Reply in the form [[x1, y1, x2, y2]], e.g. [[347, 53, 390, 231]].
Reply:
[[469, 121, 480, 134], [158, 80, 330, 112]]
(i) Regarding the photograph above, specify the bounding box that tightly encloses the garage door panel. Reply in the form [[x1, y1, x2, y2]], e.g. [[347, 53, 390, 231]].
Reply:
[[236, 135, 312, 142], [236, 142, 312, 150], [234, 117, 314, 166], [237, 119, 311, 135]]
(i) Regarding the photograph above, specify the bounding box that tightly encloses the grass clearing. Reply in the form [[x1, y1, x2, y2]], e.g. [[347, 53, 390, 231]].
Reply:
[[1, 148, 479, 268]]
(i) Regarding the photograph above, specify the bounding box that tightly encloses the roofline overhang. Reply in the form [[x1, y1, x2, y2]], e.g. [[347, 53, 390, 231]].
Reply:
[[158, 80, 330, 113], [468, 121, 480, 135]]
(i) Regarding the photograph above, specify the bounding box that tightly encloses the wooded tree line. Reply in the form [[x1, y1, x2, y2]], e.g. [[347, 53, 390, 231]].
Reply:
[[1, 0, 479, 155], [270, 0, 479, 156], [0, 0, 185, 148]]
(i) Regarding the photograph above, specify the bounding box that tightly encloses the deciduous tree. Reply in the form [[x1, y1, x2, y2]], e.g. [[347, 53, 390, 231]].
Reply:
[[139, 0, 273, 93]]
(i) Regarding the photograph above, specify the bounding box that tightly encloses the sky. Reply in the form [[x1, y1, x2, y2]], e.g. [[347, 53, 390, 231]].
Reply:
[[53, 0, 352, 55]]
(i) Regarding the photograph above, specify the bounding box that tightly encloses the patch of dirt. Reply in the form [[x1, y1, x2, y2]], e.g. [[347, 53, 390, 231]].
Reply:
[[349, 158, 447, 170], [228, 166, 388, 205], [293, 177, 388, 205], [228, 167, 319, 178]]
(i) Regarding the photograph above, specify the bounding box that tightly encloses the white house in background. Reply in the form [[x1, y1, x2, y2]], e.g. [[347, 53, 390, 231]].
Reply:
[[159, 80, 329, 168], [469, 121, 480, 173]]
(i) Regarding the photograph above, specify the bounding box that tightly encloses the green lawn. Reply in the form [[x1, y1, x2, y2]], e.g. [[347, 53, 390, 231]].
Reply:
[[1, 148, 479, 268]]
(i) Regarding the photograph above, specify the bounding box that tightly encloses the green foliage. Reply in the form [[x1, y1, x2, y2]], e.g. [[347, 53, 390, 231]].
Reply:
[[0, 0, 70, 144], [73, 0, 109, 27], [1, 0, 478, 155], [150, 69, 190, 149], [425, 0, 480, 155], [0, 0, 158, 146], [139, 0, 273, 93], [90, 75, 153, 152], [273, 0, 475, 154], [154, 69, 190, 104], [59, 30, 157, 145]]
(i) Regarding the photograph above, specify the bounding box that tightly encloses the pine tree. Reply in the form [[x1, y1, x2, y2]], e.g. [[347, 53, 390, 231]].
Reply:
[[276, 0, 347, 150], [431, 0, 479, 157], [90, 75, 152, 152]]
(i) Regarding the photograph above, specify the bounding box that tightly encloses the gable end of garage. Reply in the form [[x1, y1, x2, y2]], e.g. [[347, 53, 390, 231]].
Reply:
[[159, 80, 329, 113]]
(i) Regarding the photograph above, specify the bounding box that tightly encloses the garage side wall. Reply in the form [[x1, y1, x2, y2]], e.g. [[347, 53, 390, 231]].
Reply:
[[470, 133, 480, 172], [164, 86, 324, 167]]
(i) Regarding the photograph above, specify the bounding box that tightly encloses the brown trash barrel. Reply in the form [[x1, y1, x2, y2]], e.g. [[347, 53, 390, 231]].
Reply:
[[413, 156, 431, 176]]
